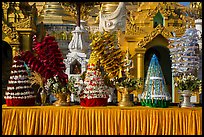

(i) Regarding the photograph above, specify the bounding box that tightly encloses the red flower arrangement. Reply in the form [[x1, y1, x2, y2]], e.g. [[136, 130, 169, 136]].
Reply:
[[21, 35, 68, 87]]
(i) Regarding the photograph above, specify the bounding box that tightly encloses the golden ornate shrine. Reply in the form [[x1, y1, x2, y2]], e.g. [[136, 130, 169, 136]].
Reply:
[[2, 2, 201, 103], [2, 2, 37, 56], [117, 2, 197, 102]]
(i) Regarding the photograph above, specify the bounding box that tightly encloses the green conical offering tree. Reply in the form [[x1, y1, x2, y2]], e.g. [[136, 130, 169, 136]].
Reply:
[[141, 54, 171, 108]]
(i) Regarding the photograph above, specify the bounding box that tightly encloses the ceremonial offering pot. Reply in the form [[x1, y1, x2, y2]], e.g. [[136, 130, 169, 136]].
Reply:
[[117, 86, 134, 107], [179, 90, 193, 108], [53, 92, 70, 106]]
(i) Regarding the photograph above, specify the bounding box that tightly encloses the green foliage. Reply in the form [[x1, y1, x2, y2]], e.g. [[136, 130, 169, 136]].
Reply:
[[80, 71, 87, 81], [67, 76, 77, 93], [45, 76, 69, 94], [115, 76, 143, 90], [175, 74, 202, 92], [102, 73, 114, 87]]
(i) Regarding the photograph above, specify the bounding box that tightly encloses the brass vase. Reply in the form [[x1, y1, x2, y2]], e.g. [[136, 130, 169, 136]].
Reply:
[[53, 92, 70, 106], [118, 87, 134, 107], [40, 88, 47, 106]]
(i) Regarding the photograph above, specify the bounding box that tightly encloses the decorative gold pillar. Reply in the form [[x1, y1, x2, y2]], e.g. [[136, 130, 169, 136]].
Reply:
[[19, 32, 33, 51], [12, 46, 17, 57], [13, 17, 37, 52], [133, 48, 146, 101], [2, 3, 9, 22], [11, 44, 20, 57], [135, 48, 146, 79]]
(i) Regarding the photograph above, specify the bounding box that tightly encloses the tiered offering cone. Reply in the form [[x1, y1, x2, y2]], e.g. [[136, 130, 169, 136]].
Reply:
[[80, 51, 109, 107], [4, 55, 36, 106], [141, 54, 171, 108]]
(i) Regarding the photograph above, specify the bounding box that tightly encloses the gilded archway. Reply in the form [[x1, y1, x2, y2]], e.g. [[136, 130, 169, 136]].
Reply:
[[117, 2, 193, 102]]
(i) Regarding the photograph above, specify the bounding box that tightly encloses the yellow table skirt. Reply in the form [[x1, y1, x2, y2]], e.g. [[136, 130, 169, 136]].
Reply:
[[2, 105, 202, 135]]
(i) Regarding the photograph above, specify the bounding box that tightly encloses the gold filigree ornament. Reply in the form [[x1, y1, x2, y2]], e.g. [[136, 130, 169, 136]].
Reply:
[[137, 24, 172, 48], [2, 21, 20, 44], [12, 16, 36, 30]]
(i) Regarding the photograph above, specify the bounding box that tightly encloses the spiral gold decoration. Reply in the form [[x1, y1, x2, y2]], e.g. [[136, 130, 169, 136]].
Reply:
[[90, 31, 125, 80]]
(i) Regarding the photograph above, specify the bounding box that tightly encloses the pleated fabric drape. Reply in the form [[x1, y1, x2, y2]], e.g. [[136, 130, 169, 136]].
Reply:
[[2, 105, 202, 135]]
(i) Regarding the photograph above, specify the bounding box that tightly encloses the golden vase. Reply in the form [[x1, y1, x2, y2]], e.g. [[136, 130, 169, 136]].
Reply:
[[39, 88, 47, 106], [53, 92, 70, 106], [117, 87, 134, 107]]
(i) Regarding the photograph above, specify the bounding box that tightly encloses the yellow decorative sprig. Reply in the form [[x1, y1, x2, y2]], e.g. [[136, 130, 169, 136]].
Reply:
[[29, 71, 44, 89]]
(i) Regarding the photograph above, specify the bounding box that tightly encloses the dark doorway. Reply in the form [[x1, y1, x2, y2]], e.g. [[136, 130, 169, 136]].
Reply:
[[144, 46, 172, 95], [2, 41, 13, 104]]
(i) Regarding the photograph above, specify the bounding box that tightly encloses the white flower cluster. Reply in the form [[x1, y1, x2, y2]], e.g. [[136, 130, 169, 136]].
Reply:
[[83, 88, 108, 94], [7, 87, 15, 90], [12, 64, 24, 68], [88, 65, 97, 69], [4, 95, 35, 99], [142, 96, 170, 100], [44, 78, 54, 90], [16, 86, 30, 90], [7, 85, 31, 90], [84, 79, 104, 85], [174, 73, 201, 91], [11, 70, 26, 74], [44, 76, 64, 93], [5, 91, 34, 96], [11, 70, 20, 74], [8, 80, 29, 84], [175, 74, 199, 84], [9, 75, 27, 80], [81, 92, 109, 99]]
